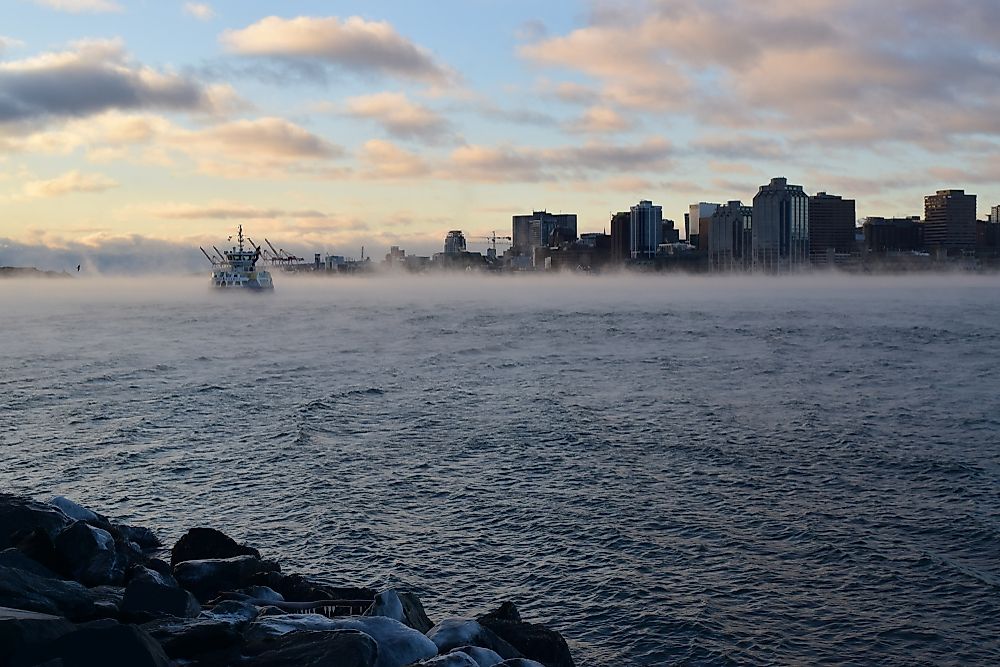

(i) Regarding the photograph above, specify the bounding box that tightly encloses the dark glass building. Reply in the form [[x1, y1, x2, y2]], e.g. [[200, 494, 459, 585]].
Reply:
[[863, 216, 922, 252], [512, 211, 578, 255], [808, 192, 856, 261], [708, 201, 752, 271], [610, 211, 630, 264], [752, 177, 809, 270], [923, 189, 976, 249]]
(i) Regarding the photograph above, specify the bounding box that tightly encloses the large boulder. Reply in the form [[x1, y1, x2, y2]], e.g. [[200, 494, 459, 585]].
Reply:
[[122, 566, 200, 620], [53, 521, 124, 587], [247, 614, 437, 667], [427, 619, 520, 659], [0, 495, 71, 550], [0, 606, 75, 666], [170, 528, 260, 567], [242, 629, 378, 667], [0, 549, 62, 580], [143, 600, 258, 660], [173, 555, 280, 602], [10, 623, 169, 667], [0, 564, 95, 620], [450, 646, 505, 667], [399, 591, 434, 633], [496, 661, 546, 667], [477, 604, 574, 667]]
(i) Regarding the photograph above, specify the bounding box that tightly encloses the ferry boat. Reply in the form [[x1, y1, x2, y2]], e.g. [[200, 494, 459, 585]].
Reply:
[[200, 225, 274, 290]]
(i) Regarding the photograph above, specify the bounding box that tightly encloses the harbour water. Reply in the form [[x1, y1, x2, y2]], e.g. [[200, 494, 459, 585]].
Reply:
[[1, 273, 998, 665]]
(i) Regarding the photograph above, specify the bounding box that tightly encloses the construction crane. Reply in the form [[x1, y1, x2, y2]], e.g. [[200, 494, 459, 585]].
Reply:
[[474, 231, 512, 258]]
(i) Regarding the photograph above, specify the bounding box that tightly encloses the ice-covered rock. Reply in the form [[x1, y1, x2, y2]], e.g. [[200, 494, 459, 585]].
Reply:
[[368, 589, 405, 622], [242, 629, 378, 667], [399, 591, 434, 633], [451, 645, 505, 667], [417, 652, 481, 666], [427, 618, 520, 659], [142, 600, 258, 660], [495, 660, 547, 667], [247, 613, 437, 667], [244, 585, 284, 602], [49, 497, 104, 526]]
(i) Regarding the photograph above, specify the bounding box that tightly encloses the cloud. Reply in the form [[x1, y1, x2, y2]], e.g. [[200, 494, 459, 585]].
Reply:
[[521, 0, 1000, 147], [0, 39, 232, 124], [357, 139, 431, 179], [448, 136, 672, 182], [183, 3, 215, 21], [568, 106, 632, 134], [345, 92, 453, 143], [139, 202, 328, 220], [31, 0, 122, 13], [21, 170, 118, 198], [220, 16, 455, 85]]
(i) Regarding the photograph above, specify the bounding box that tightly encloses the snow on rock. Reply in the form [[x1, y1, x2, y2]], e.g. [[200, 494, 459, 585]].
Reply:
[[368, 589, 405, 622], [427, 618, 520, 659], [247, 613, 437, 667], [417, 653, 481, 666], [451, 645, 505, 667]]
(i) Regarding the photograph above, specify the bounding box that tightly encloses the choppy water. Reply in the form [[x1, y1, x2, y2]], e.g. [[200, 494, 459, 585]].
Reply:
[[1, 273, 999, 665]]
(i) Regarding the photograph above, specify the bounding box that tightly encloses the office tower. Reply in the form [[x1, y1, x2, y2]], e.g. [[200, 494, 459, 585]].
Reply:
[[688, 203, 720, 250], [991, 205, 1000, 224], [512, 211, 578, 254], [809, 192, 856, 261], [923, 189, 976, 249], [630, 200, 663, 259], [708, 201, 753, 271], [752, 177, 809, 270], [444, 230, 467, 254], [610, 211, 630, 263]]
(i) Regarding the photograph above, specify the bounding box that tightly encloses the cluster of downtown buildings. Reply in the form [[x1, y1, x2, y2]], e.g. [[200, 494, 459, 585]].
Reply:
[[360, 178, 999, 274]]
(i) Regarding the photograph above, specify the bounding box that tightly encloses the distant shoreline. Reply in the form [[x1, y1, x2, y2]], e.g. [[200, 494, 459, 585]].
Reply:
[[0, 266, 72, 279]]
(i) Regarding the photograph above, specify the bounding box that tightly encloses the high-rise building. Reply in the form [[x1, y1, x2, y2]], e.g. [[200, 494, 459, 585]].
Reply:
[[752, 177, 809, 270], [610, 211, 630, 263], [688, 203, 720, 250], [443, 230, 467, 254], [990, 204, 999, 224], [662, 219, 680, 244], [512, 211, 578, 254], [863, 217, 922, 253], [923, 189, 976, 249], [630, 200, 663, 259], [708, 201, 752, 271], [809, 192, 856, 261]]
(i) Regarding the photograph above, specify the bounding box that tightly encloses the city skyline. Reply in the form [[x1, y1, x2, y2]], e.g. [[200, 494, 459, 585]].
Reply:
[[2, 0, 999, 264]]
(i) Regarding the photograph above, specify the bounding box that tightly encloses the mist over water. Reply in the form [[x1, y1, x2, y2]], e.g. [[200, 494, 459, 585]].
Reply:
[[2, 273, 999, 664]]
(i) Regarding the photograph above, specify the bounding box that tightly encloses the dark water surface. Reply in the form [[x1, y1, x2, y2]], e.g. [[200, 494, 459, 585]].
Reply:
[[2, 274, 998, 665]]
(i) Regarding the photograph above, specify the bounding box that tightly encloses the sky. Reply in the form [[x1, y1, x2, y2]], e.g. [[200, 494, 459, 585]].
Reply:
[[1, 0, 999, 269]]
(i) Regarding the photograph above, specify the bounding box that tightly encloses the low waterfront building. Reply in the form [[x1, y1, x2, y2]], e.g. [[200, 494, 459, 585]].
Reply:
[[863, 216, 923, 253]]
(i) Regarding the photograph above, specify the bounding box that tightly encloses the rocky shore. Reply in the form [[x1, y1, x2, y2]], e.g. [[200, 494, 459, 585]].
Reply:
[[0, 494, 574, 667]]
